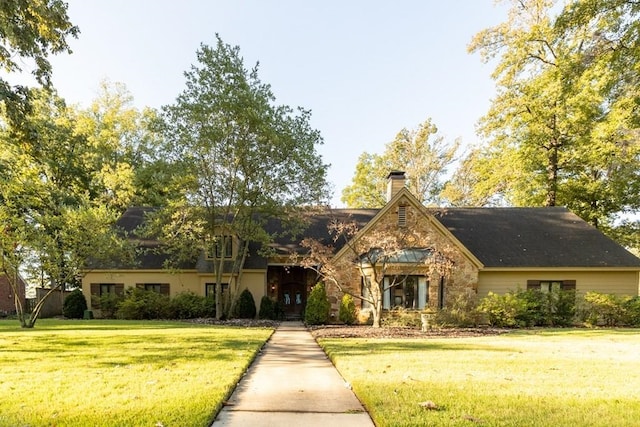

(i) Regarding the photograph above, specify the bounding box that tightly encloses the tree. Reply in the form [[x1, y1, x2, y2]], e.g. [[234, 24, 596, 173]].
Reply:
[[0, 88, 134, 327], [75, 80, 176, 210], [0, 0, 78, 119], [297, 212, 456, 328], [156, 35, 330, 319], [467, 0, 640, 241], [341, 118, 459, 207]]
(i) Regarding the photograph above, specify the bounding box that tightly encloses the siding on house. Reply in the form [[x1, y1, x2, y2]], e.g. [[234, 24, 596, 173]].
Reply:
[[477, 270, 640, 299]]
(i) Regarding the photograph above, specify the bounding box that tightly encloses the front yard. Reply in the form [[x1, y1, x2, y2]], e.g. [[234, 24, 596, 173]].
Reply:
[[0, 320, 273, 427], [318, 328, 640, 426]]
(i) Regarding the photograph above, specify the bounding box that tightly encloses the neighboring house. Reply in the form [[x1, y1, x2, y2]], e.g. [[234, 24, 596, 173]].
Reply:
[[81, 172, 640, 318], [0, 272, 26, 316]]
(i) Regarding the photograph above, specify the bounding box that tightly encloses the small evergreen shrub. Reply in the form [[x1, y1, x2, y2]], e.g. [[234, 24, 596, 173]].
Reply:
[[304, 283, 330, 325], [258, 296, 274, 320], [63, 289, 88, 319], [338, 294, 357, 325], [233, 289, 257, 319]]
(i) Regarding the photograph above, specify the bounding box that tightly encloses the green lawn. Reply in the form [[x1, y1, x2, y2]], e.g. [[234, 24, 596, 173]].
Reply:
[[0, 319, 273, 427], [319, 329, 640, 427]]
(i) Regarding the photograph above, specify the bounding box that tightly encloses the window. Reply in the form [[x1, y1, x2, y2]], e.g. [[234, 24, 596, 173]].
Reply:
[[205, 282, 228, 298], [383, 275, 428, 310], [136, 283, 170, 295], [208, 236, 233, 259], [100, 283, 117, 296], [90, 283, 124, 308], [527, 280, 576, 292]]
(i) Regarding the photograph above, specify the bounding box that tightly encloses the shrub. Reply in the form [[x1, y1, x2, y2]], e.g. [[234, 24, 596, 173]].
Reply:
[[97, 293, 123, 319], [435, 290, 482, 327], [169, 292, 215, 319], [623, 296, 640, 326], [304, 283, 330, 325], [478, 291, 528, 327], [258, 296, 274, 320], [581, 292, 625, 326], [63, 289, 88, 319], [338, 294, 357, 325], [233, 289, 257, 319], [381, 307, 421, 328], [116, 288, 171, 320]]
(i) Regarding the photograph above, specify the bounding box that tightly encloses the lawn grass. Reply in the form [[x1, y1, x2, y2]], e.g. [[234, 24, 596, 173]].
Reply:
[[0, 319, 273, 427], [319, 329, 640, 427]]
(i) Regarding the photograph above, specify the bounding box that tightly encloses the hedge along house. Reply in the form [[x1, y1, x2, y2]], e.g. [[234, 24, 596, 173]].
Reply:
[[81, 172, 640, 319]]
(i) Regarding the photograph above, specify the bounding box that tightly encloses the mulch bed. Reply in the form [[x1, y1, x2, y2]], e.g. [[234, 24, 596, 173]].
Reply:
[[184, 318, 510, 338], [308, 325, 510, 339]]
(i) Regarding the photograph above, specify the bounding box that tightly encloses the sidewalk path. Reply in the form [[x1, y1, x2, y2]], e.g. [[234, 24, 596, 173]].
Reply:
[[211, 321, 375, 426]]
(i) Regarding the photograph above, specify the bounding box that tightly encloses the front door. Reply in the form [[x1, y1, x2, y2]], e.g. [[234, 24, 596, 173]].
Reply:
[[280, 282, 306, 319]]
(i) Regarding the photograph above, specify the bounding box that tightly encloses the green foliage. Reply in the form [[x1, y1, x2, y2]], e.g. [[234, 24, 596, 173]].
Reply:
[[435, 290, 482, 327], [158, 35, 329, 320], [62, 289, 87, 319], [169, 292, 216, 319], [258, 296, 274, 320], [466, 0, 640, 249], [304, 283, 330, 325], [478, 289, 576, 328], [341, 117, 459, 207], [579, 292, 640, 327], [338, 293, 357, 325], [97, 293, 123, 319], [232, 289, 257, 319], [116, 288, 171, 320], [381, 308, 422, 328]]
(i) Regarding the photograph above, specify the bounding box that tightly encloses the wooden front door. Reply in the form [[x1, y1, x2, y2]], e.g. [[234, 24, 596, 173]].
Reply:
[[280, 282, 306, 318]]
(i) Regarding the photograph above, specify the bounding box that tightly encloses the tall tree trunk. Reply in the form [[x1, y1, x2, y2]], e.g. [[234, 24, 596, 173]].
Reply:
[[545, 142, 559, 207]]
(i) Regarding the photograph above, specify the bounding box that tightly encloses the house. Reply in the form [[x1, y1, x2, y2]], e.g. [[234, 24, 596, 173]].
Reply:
[[0, 271, 26, 316], [81, 172, 640, 318]]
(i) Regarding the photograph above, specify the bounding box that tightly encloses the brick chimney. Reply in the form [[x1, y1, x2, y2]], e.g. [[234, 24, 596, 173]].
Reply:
[[386, 171, 406, 202]]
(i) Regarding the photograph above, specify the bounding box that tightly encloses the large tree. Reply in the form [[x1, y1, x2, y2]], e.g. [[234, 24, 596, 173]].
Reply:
[[341, 118, 459, 208], [0, 88, 133, 327], [157, 36, 330, 319], [466, 0, 640, 238], [0, 0, 78, 119]]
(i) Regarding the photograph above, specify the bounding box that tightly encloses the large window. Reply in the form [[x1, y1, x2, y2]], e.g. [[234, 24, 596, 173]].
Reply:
[[207, 236, 233, 259], [383, 275, 428, 310]]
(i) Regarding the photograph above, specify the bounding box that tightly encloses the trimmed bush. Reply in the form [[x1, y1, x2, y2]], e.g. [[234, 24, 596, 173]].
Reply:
[[63, 289, 88, 319], [258, 296, 274, 320], [233, 289, 257, 319], [338, 294, 357, 325], [304, 283, 330, 325]]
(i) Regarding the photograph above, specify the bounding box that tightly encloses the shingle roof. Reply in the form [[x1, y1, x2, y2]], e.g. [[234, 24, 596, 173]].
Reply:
[[113, 206, 640, 270], [433, 207, 640, 268]]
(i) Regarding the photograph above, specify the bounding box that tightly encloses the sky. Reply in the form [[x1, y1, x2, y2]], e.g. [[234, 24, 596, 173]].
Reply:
[[45, 0, 509, 207]]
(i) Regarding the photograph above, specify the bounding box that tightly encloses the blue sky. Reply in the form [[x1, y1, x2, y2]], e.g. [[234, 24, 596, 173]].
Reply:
[[47, 0, 508, 207]]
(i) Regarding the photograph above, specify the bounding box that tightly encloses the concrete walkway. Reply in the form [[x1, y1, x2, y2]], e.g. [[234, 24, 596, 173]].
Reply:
[[211, 321, 375, 426]]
